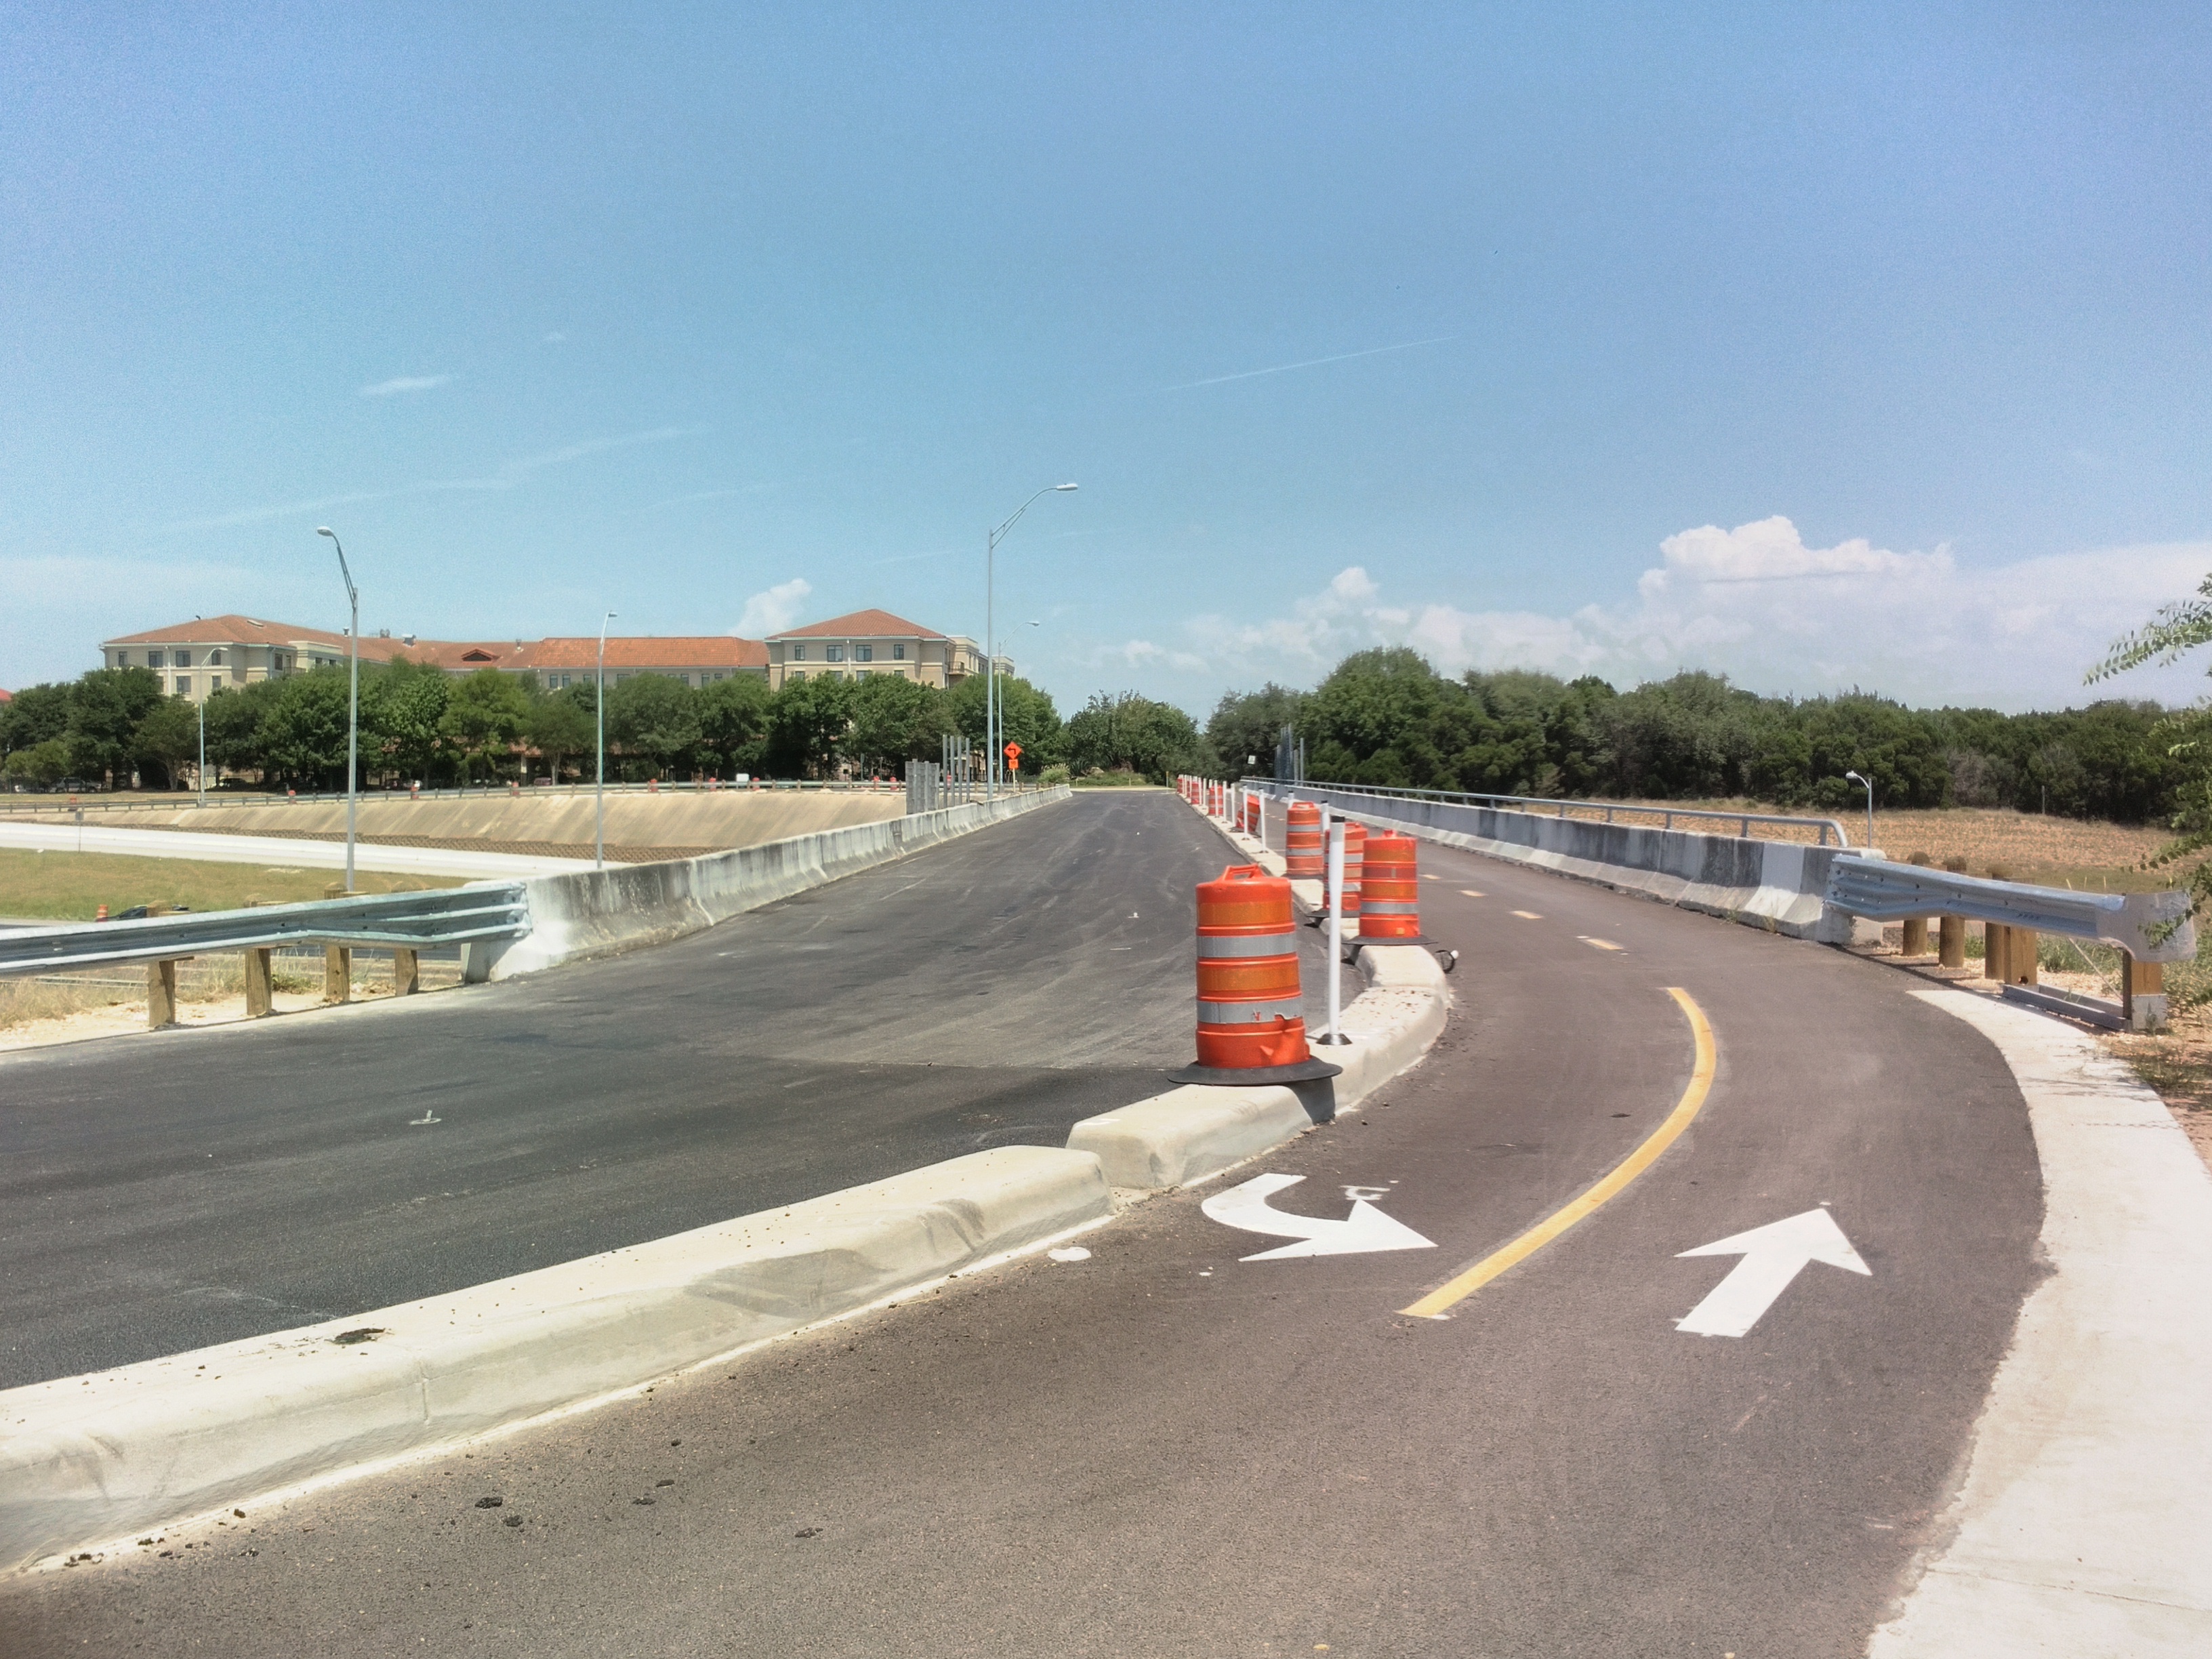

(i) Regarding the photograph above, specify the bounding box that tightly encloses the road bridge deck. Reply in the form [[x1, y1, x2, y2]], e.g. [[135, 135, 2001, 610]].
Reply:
[[0, 792, 1305, 1388], [0, 822, 2063, 1656]]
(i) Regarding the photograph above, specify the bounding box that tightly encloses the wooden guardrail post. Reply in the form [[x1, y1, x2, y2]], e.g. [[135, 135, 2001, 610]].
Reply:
[[2122, 956, 2166, 1031], [245, 948, 274, 1017], [1983, 922, 2008, 981], [2008, 929, 2038, 986], [1938, 858, 1967, 968], [146, 960, 178, 1029], [1901, 853, 1931, 957], [323, 881, 352, 1004], [392, 947, 419, 996]]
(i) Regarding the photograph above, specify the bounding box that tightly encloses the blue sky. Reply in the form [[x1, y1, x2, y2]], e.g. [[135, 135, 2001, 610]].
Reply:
[[4, 3, 2209, 714]]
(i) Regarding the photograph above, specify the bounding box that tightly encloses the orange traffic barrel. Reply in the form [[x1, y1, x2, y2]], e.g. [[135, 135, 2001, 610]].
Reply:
[[1357, 831, 1436, 945], [1169, 865, 1341, 1086], [1285, 802, 1324, 878], [1243, 795, 1261, 836]]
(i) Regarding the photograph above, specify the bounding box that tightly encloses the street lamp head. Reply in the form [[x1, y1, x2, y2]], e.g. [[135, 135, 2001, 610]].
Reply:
[[1054, 483, 1078, 491], [316, 527, 334, 537], [1846, 771, 1866, 785]]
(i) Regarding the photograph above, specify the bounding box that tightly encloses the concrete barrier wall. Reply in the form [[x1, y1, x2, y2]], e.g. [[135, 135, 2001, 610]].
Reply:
[[1273, 785, 1853, 941], [8, 790, 910, 851], [482, 787, 1071, 979]]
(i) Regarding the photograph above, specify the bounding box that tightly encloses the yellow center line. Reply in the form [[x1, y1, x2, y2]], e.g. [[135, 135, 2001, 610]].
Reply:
[[1399, 986, 1717, 1320]]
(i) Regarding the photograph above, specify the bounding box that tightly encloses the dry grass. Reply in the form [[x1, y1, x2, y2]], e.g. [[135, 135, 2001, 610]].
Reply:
[[0, 848, 459, 923], [0, 949, 462, 1042]]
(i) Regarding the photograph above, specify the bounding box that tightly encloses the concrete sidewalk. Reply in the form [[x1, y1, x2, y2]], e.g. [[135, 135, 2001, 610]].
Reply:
[[1868, 991, 2212, 1654]]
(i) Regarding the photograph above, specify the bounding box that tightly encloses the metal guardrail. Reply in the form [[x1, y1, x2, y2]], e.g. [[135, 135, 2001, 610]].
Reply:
[[1823, 856, 2196, 963], [0, 885, 531, 977], [1246, 780, 1853, 846]]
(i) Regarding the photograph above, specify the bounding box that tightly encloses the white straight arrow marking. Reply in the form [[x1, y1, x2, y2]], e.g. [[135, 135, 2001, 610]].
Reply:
[[1201, 1173, 1437, 1261], [1675, 1207, 1870, 1338]]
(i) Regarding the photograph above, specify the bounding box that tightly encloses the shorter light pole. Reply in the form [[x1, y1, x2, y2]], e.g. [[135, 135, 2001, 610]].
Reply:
[[1845, 770, 1875, 851], [596, 611, 617, 869], [196, 695, 206, 808], [315, 527, 360, 893]]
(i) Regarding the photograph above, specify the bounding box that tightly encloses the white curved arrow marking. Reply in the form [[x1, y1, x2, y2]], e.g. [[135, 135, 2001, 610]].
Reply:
[[1676, 1207, 1870, 1337], [1202, 1173, 1437, 1261]]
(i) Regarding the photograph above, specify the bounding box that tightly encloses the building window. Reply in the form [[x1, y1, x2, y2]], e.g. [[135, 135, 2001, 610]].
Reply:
[[855, 644, 873, 662], [893, 642, 905, 659], [209, 649, 224, 665], [790, 643, 805, 661], [176, 676, 191, 695], [825, 644, 843, 662], [146, 651, 164, 668]]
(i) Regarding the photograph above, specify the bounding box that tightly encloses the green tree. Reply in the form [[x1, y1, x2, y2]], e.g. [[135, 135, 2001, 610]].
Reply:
[[945, 674, 1064, 776], [525, 687, 595, 783], [259, 670, 352, 789], [439, 669, 534, 784], [605, 674, 701, 779], [696, 675, 773, 777], [203, 679, 283, 783], [362, 656, 453, 784], [846, 675, 947, 776], [132, 696, 203, 791], [1065, 692, 1205, 783], [1206, 684, 1308, 777], [2, 739, 68, 789], [766, 674, 858, 777], [0, 682, 73, 761], [65, 665, 165, 785]]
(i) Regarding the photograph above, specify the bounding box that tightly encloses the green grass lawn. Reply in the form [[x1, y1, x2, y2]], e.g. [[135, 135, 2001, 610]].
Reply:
[[0, 849, 460, 922]]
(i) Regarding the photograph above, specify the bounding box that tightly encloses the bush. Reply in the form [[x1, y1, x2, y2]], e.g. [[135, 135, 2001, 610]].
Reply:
[[1038, 763, 1070, 787]]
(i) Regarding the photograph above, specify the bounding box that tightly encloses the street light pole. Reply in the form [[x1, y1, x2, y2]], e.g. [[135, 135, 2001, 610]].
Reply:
[[315, 527, 359, 893], [196, 695, 205, 808], [1845, 769, 1875, 851], [597, 611, 617, 869], [985, 483, 1076, 800]]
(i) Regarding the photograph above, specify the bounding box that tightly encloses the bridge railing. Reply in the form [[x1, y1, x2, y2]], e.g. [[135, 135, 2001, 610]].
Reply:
[[1244, 779, 1852, 846]]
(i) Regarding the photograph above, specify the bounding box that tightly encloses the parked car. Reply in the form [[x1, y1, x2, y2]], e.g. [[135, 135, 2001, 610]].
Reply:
[[54, 777, 100, 794]]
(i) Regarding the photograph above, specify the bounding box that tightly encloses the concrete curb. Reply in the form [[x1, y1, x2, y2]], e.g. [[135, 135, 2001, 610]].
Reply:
[[1067, 943, 1450, 1190], [482, 786, 1070, 979], [0, 1145, 1111, 1574], [1867, 991, 2212, 1654]]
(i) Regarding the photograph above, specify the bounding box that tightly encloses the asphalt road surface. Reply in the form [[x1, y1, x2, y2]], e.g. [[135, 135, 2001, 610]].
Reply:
[[0, 791, 1321, 1387], [1, 827, 2044, 1657]]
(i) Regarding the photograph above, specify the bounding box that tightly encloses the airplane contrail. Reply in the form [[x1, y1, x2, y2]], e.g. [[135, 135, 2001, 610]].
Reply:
[[1164, 334, 1457, 391]]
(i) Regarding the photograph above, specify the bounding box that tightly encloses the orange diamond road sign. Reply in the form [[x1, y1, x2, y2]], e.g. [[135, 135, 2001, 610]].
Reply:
[[1004, 742, 1022, 762]]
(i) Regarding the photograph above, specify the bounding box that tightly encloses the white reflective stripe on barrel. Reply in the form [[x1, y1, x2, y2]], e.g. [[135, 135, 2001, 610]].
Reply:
[[1197, 933, 1300, 959], [1197, 997, 1306, 1025]]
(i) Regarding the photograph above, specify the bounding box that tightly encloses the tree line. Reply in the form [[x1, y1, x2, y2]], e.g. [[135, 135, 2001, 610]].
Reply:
[[1204, 649, 2186, 822], [0, 659, 1078, 792]]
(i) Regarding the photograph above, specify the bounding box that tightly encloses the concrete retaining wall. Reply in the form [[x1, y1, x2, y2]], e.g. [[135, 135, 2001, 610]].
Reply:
[[480, 787, 1070, 979], [1273, 785, 1855, 941]]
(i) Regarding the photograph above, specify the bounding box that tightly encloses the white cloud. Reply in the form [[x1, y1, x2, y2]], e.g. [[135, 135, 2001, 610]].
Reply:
[[736, 577, 812, 638], [359, 374, 452, 397], [1182, 519, 2212, 712]]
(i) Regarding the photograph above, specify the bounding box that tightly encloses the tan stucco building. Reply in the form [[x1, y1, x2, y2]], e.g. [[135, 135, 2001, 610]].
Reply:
[[764, 609, 1003, 691], [98, 617, 529, 703]]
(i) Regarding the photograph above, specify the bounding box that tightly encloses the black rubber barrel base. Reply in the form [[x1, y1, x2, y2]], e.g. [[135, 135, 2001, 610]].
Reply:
[[1166, 1057, 1345, 1086]]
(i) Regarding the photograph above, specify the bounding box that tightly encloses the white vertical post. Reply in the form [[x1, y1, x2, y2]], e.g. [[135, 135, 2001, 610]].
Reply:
[[1319, 811, 1347, 1045]]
